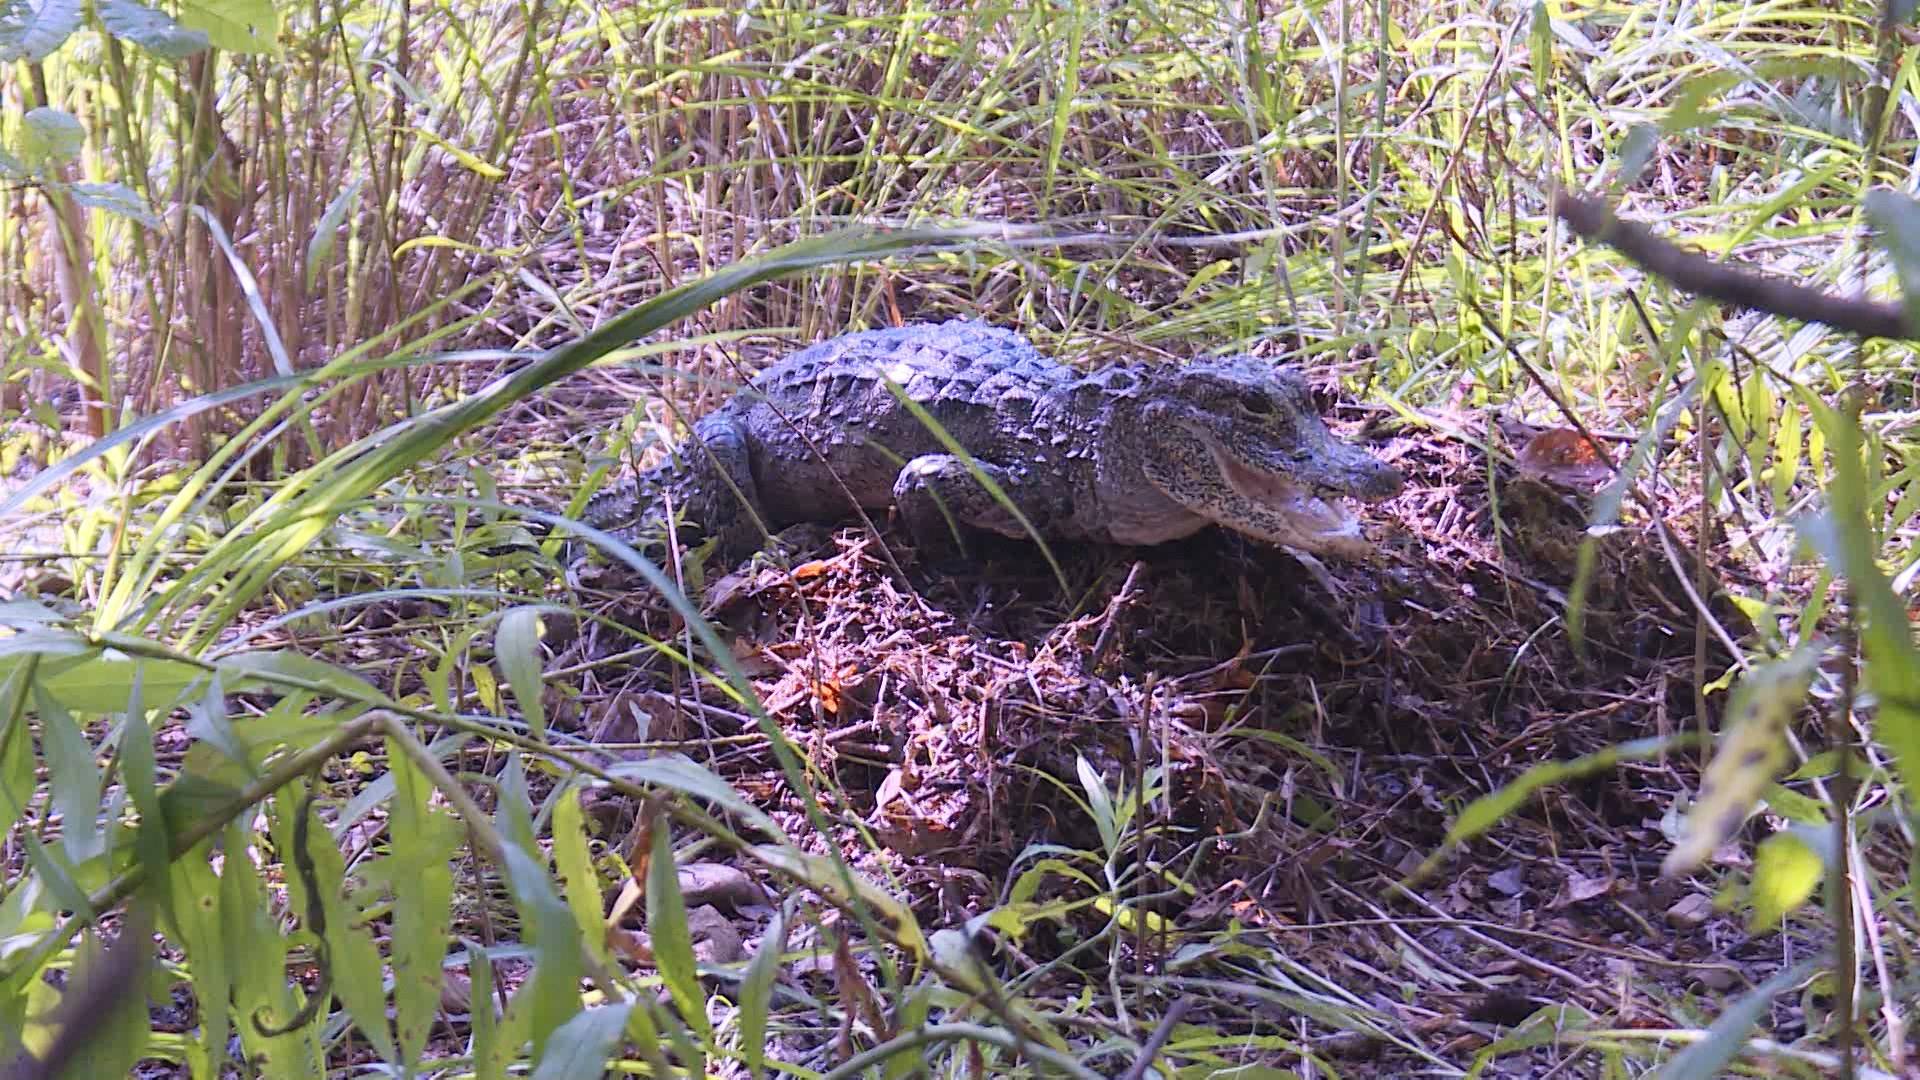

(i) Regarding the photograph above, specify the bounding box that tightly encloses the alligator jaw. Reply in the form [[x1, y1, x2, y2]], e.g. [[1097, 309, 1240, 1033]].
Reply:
[[1211, 446, 1368, 551]]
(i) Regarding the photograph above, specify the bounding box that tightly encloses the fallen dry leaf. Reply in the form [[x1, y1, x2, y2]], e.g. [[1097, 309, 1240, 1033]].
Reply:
[[1515, 428, 1613, 488]]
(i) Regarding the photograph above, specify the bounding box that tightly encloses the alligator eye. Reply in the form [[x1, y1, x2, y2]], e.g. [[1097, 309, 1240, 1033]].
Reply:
[[1240, 393, 1274, 416]]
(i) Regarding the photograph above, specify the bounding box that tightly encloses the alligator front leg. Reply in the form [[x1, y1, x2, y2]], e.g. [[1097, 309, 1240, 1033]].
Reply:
[[601, 416, 771, 571], [891, 453, 1074, 555]]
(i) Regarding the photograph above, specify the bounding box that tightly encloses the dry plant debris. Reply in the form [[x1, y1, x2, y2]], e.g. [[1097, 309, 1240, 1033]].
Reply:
[[544, 412, 1799, 1073]]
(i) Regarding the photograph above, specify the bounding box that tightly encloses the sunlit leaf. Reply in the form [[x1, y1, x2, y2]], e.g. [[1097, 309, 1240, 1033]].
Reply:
[[167, 841, 232, 1074], [1795, 388, 1920, 827], [529, 999, 635, 1080], [388, 741, 456, 1066], [96, 0, 207, 57], [496, 607, 547, 739], [19, 106, 82, 168], [273, 789, 395, 1060], [1747, 827, 1830, 931], [552, 788, 612, 970], [751, 845, 925, 958], [177, 0, 276, 53], [1663, 648, 1819, 876], [645, 821, 710, 1039], [0, 0, 81, 61]]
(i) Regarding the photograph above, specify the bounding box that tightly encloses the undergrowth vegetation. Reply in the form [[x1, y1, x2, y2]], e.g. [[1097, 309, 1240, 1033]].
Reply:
[[3, 0, 1920, 1075]]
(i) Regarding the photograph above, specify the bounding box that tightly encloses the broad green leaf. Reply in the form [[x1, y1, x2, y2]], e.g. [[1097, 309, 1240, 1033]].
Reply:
[[607, 755, 786, 842], [492, 753, 583, 1060], [2, 640, 201, 715], [0, 0, 81, 61], [388, 742, 456, 1066], [0, 666, 36, 836], [118, 706, 173, 924], [751, 845, 925, 958], [1795, 390, 1920, 821], [54, 925, 152, 1077], [1760, 783, 1828, 826], [1009, 857, 1101, 905], [1747, 828, 1828, 931], [1074, 755, 1119, 854], [499, 842, 584, 1062], [19, 107, 82, 168], [496, 607, 547, 739], [529, 999, 636, 1080], [177, 0, 276, 53], [1741, 373, 1773, 481], [469, 945, 507, 1080], [37, 687, 104, 864], [157, 743, 252, 837], [1467, 1003, 1599, 1076], [66, 182, 161, 226], [1527, 0, 1551, 86], [1660, 73, 1739, 135], [1615, 124, 1659, 191], [272, 789, 395, 1061], [552, 788, 612, 970], [1772, 403, 1802, 505], [1663, 648, 1818, 876], [167, 840, 231, 1075], [224, 822, 323, 1077], [96, 0, 208, 55], [645, 824, 709, 1039], [884, 989, 933, 1079], [218, 650, 388, 705]]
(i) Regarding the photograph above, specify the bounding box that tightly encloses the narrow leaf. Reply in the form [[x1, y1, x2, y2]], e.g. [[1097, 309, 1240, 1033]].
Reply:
[[1663, 648, 1818, 876], [1655, 959, 1818, 1079], [646, 822, 709, 1039], [738, 908, 784, 1080], [553, 787, 612, 969], [388, 741, 456, 1066], [496, 607, 547, 739], [529, 999, 636, 1080]]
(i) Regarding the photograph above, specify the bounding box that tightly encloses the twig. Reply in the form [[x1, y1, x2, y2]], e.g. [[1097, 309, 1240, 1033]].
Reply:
[[1090, 561, 1149, 670], [1118, 998, 1194, 1080], [1553, 192, 1913, 340]]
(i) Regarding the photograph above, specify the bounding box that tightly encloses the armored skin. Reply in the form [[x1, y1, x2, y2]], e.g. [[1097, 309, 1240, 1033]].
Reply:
[[581, 321, 1402, 565]]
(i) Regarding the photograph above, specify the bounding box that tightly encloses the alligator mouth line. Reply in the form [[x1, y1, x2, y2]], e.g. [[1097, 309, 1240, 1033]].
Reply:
[[1212, 447, 1363, 541]]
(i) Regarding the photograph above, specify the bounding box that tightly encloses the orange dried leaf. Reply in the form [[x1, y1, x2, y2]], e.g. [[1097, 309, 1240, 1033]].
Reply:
[[1516, 428, 1614, 488]]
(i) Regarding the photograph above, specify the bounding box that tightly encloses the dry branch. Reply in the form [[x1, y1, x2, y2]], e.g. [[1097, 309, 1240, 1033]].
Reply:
[[1553, 192, 1914, 341]]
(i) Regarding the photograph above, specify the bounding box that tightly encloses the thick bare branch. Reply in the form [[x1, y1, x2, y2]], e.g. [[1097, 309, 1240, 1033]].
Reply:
[[1553, 192, 1913, 341]]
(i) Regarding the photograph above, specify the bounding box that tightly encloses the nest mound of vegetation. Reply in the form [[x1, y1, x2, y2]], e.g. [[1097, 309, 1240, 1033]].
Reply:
[[547, 408, 1788, 1072]]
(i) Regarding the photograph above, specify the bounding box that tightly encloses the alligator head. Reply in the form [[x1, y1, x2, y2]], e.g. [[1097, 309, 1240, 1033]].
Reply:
[[1134, 357, 1402, 557]]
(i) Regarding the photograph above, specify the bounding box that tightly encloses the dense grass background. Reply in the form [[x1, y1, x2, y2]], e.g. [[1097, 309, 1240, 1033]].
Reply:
[[3, 0, 1919, 1075]]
